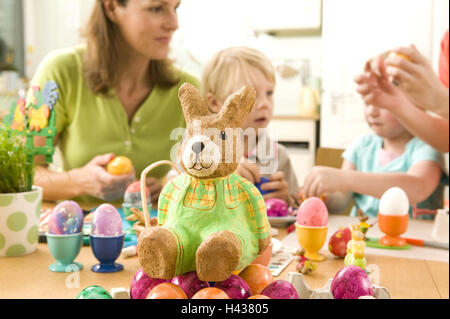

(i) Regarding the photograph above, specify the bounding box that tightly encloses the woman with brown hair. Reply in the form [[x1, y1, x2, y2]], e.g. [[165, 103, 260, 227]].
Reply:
[[31, 0, 198, 204]]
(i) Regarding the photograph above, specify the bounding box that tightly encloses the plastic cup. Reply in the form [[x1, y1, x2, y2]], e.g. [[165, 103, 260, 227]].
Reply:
[[295, 223, 327, 262], [46, 232, 83, 272], [89, 233, 124, 273]]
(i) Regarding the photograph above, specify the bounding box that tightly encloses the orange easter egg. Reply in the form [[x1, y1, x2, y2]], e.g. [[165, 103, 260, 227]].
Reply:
[[107, 156, 132, 175], [146, 283, 188, 299], [238, 264, 273, 295], [388, 52, 412, 62], [191, 287, 230, 299], [248, 295, 271, 299]]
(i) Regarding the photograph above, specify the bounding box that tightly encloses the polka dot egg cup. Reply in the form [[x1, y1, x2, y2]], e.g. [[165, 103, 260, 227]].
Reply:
[[0, 187, 42, 257]]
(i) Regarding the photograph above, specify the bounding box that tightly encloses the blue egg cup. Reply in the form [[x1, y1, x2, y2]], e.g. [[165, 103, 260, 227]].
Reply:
[[46, 232, 84, 273], [89, 233, 125, 273]]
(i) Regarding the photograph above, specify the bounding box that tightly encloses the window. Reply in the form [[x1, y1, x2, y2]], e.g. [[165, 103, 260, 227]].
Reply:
[[0, 0, 24, 76]]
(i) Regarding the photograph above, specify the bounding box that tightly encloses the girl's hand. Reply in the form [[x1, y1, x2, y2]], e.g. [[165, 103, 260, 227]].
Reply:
[[384, 45, 448, 113], [261, 171, 289, 203], [302, 166, 344, 198], [146, 177, 163, 209], [73, 153, 135, 201], [237, 158, 261, 184]]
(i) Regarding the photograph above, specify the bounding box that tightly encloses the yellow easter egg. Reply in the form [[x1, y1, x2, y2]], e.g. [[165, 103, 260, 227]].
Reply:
[[107, 156, 132, 175]]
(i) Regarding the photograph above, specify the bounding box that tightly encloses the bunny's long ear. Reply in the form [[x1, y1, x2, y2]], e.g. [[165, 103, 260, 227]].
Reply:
[[217, 85, 256, 127], [178, 83, 211, 122]]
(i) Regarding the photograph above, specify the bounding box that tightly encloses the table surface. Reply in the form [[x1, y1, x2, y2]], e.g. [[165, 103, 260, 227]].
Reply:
[[0, 206, 448, 299]]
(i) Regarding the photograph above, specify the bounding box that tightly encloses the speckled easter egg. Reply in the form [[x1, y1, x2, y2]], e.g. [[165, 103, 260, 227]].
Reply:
[[48, 200, 83, 235], [92, 204, 122, 236], [296, 197, 328, 227], [76, 285, 113, 299]]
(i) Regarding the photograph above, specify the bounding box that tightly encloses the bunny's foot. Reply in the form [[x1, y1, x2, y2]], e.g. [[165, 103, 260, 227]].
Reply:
[[196, 230, 241, 282], [137, 227, 177, 279]]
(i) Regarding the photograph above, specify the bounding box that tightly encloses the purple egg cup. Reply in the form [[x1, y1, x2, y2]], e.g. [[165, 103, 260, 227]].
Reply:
[[89, 233, 125, 273]]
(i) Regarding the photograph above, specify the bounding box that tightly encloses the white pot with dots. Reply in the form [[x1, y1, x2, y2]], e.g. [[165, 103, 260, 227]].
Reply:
[[0, 186, 42, 257]]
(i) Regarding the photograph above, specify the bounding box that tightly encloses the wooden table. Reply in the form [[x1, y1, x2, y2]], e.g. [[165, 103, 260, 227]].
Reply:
[[0, 204, 448, 299]]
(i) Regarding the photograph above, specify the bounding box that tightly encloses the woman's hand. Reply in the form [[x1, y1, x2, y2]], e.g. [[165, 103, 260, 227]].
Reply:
[[72, 153, 135, 201], [354, 55, 409, 113], [261, 171, 289, 203], [146, 177, 163, 209], [384, 45, 448, 113], [237, 158, 261, 184], [302, 166, 344, 198]]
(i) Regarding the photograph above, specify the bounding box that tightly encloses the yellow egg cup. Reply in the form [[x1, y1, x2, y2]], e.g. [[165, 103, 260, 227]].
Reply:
[[295, 223, 328, 262]]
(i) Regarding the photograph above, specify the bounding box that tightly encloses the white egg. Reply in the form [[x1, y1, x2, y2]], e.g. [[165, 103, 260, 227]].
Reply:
[[379, 187, 410, 216]]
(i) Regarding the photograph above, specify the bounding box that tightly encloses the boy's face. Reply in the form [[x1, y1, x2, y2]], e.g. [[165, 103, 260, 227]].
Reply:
[[364, 104, 406, 139], [241, 67, 275, 131]]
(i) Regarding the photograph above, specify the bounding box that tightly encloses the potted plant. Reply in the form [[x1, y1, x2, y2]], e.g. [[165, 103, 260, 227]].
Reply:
[[0, 126, 42, 257]]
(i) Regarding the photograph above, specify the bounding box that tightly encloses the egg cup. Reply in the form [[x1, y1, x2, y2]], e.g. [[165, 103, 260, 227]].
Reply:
[[295, 224, 328, 262], [89, 233, 125, 273], [46, 232, 84, 272], [378, 213, 409, 247]]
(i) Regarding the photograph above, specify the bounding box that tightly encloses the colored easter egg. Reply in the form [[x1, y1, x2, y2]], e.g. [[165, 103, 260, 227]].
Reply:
[[107, 156, 132, 175], [331, 265, 374, 299], [171, 271, 210, 299], [123, 181, 150, 207], [214, 274, 251, 299], [296, 197, 328, 227], [191, 287, 230, 299], [248, 295, 271, 299], [260, 280, 299, 299], [48, 200, 83, 235], [92, 204, 123, 236], [147, 283, 188, 299], [130, 268, 169, 299], [76, 285, 112, 299], [328, 226, 352, 258], [238, 264, 273, 295], [265, 198, 289, 217]]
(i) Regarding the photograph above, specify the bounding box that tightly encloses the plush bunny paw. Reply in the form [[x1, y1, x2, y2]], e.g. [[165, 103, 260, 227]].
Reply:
[[196, 230, 241, 282], [137, 227, 177, 279]]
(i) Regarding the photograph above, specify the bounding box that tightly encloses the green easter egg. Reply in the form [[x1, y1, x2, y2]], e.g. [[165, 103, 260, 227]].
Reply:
[[76, 285, 113, 299]]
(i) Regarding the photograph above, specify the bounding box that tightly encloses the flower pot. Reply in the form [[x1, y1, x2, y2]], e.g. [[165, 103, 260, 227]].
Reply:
[[0, 186, 42, 257]]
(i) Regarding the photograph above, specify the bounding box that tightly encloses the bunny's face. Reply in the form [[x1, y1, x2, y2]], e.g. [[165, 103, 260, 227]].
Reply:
[[178, 83, 256, 179]]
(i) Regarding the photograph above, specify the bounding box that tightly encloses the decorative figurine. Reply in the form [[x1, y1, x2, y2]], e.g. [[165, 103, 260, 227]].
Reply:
[[294, 249, 316, 274], [344, 224, 367, 269], [136, 83, 271, 282]]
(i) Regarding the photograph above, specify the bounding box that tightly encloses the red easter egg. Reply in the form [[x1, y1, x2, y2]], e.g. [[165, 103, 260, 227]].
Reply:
[[328, 226, 352, 258], [191, 287, 230, 299], [238, 264, 273, 295], [146, 283, 188, 299]]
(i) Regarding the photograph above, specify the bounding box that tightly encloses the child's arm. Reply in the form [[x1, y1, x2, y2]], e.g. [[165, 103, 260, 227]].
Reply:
[[303, 160, 442, 206]]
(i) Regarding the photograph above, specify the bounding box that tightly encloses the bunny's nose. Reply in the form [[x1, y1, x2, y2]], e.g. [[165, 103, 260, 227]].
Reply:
[[192, 142, 205, 155]]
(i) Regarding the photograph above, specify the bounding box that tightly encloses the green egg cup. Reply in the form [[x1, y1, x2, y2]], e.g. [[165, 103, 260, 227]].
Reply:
[[46, 232, 84, 272]]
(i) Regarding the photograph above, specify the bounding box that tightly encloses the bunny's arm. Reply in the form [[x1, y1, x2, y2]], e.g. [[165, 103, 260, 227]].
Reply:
[[157, 173, 187, 225], [236, 176, 271, 252]]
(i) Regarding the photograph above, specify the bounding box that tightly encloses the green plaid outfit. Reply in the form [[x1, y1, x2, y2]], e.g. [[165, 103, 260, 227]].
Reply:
[[158, 172, 270, 276]]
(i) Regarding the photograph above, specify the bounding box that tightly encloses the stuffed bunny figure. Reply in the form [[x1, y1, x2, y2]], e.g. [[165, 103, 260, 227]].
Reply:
[[137, 83, 271, 282]]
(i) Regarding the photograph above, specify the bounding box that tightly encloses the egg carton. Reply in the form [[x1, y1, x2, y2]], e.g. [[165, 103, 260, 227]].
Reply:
[[286, 272, 391, 299]]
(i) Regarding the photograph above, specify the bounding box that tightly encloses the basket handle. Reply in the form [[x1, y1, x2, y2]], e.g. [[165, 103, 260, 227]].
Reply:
[[140, 160, 182, 228]]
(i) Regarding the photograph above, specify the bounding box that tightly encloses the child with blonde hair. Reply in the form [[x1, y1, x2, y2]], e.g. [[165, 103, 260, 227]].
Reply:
[[201, 47, 300, 207]]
